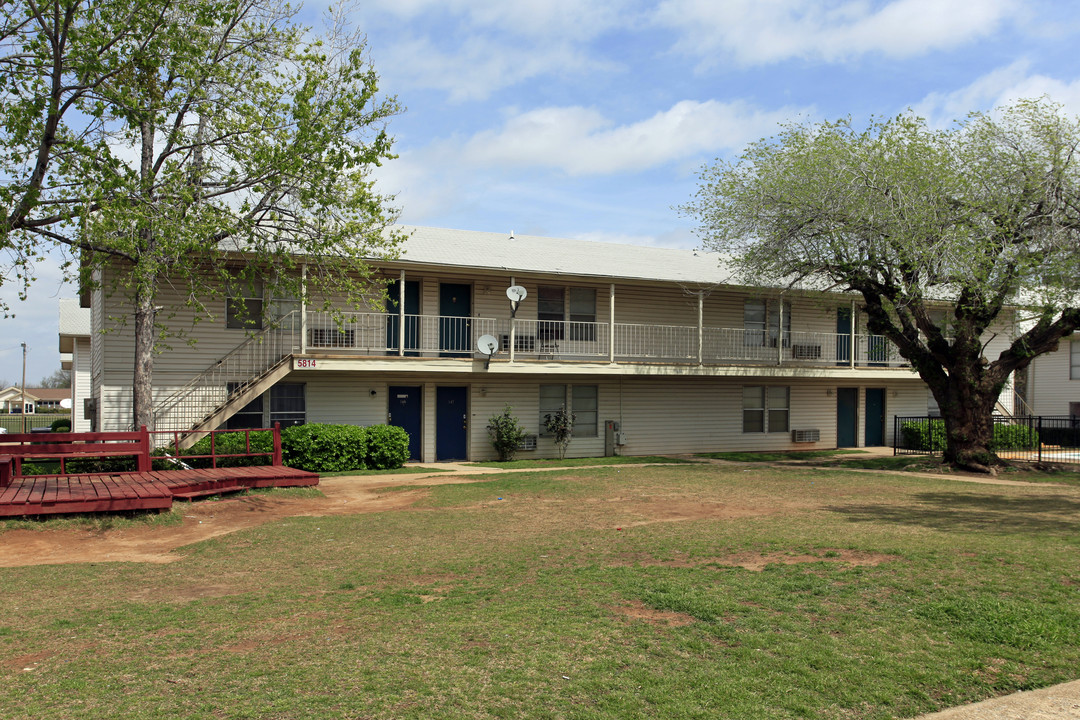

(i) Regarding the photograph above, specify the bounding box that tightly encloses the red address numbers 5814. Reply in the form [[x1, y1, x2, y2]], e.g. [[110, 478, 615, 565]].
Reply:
[[296, 358, 317, 368]]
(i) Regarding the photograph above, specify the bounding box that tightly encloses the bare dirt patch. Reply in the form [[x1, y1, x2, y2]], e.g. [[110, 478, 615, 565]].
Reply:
[[612, 599, 696, 627], [0, 474, 461, 567]]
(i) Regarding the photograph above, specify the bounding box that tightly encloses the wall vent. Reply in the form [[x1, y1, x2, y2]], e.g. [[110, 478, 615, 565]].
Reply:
[[792, 429, 820, 443]]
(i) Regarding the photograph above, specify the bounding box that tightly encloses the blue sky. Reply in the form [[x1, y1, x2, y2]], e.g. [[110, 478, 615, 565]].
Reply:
[[3, 0, 1080, 384]]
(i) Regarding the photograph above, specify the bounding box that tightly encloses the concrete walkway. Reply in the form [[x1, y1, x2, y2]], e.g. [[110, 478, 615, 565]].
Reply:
[[912, 679, 1080, 719]]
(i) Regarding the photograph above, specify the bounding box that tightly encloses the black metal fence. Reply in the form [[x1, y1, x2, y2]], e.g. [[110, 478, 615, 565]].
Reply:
[[894, 415, 1080, 464]]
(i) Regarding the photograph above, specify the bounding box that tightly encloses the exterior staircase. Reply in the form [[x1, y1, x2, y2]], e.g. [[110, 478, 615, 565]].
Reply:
[[152, 312, 301, 442]]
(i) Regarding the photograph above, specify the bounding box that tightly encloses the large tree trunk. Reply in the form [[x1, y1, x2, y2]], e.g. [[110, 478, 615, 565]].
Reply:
[[132, 283, 156, 430], [938, 392, 999, 472]]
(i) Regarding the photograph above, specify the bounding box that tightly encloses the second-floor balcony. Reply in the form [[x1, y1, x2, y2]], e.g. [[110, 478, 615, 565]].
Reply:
[[296, 311, 909, 369]]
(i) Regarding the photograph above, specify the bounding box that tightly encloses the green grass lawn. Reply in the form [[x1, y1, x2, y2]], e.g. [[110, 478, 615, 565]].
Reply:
[[1, 464, 1078, 719], [696, 449, 866, 462], [468, 454, 699, 469]]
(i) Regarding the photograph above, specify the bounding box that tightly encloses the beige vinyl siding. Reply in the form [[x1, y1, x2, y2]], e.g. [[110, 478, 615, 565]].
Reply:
[[1029, 344, 1080, 416], [73, 337, 92, 432]]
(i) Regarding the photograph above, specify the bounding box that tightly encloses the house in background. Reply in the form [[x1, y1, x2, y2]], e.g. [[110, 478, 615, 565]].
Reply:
[[59, 297, 93, 431], [87, 226, 1016, 461], [0, 386, 71, 414]]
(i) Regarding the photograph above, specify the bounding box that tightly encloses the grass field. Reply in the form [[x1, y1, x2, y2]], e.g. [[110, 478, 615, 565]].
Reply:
[[1, 463, 1078, 719]]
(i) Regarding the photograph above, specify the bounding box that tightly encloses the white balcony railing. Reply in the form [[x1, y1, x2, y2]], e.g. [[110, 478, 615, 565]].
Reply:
[[300, 311, 908, 368]]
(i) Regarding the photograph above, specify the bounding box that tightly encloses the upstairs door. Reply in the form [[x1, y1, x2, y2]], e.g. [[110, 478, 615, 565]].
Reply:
[[439, 283, 471, 357], [436, 386, 468, 461], [837, 387, 858, 447], [386, 280, 420, 356], [865, 388, 885, 446]]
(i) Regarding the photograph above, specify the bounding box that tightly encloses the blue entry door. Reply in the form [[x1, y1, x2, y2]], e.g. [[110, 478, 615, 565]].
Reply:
[[439, 283, 471, 357], [388, 386, 422, 461], [386, 280, 420, 356], [436, 386, 468, 461], [837, 387, 858, 448], [865, 388, 885, 446]]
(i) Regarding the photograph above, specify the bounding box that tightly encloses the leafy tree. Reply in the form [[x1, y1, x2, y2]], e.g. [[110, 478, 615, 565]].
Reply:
[[543, 405, 575, 460], [38, 368, 71, 389], [2, 0, 402, 429], [682, 99, 1080, 472], [487, 405, 527, 461]]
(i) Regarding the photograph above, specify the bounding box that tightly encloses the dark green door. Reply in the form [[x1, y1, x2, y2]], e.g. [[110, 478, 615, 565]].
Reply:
[[386, 280, 420, 355], [865, 388, 885, 446], [837, 387, 858, 447], [836, 308, 851, 365], [439, 283, 471, 357]]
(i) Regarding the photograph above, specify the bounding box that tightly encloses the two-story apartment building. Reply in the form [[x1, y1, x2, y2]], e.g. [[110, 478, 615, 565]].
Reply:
[[88, 226, 998, 461]]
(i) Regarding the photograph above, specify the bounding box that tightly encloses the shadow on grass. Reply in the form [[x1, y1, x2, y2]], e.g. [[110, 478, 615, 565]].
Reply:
[[827, 491, 1080, 535]]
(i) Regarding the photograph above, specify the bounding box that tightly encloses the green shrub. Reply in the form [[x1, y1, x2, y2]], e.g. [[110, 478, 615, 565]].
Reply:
[[50, 418, 71, 432], [155, 430, 275, 469], [282, 423, 367, 473], [364, 424, 410, 469], [543, 405, 576, 459], [487, 406, 527, 461], [900, 419, 947, 451], [991, 422, 1038, 451], [900, 419, 1039, 452]]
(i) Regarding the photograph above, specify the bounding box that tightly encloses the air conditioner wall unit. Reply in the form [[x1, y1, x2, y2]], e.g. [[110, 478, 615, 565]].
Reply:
[[517, 434, 538, 451], [792, 429, 820, 443]]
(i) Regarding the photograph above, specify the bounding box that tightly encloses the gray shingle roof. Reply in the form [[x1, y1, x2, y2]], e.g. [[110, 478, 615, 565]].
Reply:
[[393, 226, 737, 286]]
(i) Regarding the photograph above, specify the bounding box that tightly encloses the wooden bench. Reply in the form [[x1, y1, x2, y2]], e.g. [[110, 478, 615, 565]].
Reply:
[[0, 427, 152, 487]]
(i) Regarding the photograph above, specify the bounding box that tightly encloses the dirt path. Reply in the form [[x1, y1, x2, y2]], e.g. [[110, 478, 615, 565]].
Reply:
[[0, 470, 488, 567]]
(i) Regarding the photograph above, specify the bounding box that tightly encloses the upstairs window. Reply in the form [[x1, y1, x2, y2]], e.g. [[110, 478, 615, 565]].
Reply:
[[226, 277, 263, 330], [744, 299, 790, 347], [1072, 340, 1080, 380]]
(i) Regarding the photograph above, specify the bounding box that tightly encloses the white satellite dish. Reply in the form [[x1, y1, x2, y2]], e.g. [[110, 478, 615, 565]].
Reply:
[[60, 398, 72, 410], [477, 333, 499, 369], [477, 334, 499, 356], [506, 285, 527, 302]]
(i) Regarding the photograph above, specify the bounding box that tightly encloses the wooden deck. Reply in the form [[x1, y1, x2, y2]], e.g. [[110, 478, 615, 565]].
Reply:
[[0, 465, 319, 517]]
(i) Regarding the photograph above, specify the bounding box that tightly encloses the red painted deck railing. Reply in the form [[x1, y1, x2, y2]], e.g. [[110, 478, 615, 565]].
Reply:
[[0, 423, 284, 486]]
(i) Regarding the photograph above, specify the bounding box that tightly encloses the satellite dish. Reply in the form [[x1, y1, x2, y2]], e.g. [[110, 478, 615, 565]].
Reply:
[[60, 398, 72, 409], [477, 334, 499, 356], [506, 285, 527, 302]]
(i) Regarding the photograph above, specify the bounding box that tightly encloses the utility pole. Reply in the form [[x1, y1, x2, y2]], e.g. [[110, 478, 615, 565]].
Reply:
[[20, 342, 27, 434]]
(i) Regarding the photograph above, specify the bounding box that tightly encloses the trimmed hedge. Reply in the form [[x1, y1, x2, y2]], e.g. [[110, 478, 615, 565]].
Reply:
[[24, 423, 411, 476], [900, 419, 1038, 452], [50, 418, 71, 432], [363, 424, 410, 470]]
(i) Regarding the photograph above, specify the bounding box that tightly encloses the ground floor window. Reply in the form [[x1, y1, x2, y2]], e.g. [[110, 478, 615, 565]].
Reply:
[[539, 384, 598, 437], [226, 382, 264, 430], [270, 383, 305, 427], [743, 386, 789, 433], [539, 384, 566, 436], [572, 385, 598, 437]]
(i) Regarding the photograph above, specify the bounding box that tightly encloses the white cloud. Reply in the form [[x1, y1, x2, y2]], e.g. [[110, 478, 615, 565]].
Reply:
[[655, 0, 1019, 66], [459, 100, 808, 175], [377, 35, 610, 103], [912, 63, 1080, 125]]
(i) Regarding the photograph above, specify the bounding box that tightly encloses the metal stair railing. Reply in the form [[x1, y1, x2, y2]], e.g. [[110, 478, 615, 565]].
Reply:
[[152, 312, 301, 433]]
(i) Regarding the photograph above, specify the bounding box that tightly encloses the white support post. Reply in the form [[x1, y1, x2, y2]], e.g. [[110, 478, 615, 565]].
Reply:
[[777, 298, 784, 366], [850, 300, 856, 368], [509, 276, 516, 363], [697, 291, 704, 365], [398, 270, 405, 357], [300, 264, 308, 355], [609, 284, 616, 363]]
